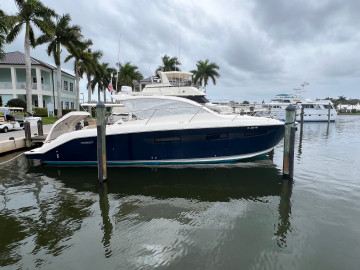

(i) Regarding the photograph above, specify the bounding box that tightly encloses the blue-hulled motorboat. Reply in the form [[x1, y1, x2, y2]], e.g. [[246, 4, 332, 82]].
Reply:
[[25, 94, 285, 165]]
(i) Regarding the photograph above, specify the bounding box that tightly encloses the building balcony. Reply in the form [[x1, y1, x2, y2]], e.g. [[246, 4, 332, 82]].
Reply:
[[42, 84, 52, 90], [0, 82, 12, 89], [15, 82, 51, 90], [16, 82, 36, 89]]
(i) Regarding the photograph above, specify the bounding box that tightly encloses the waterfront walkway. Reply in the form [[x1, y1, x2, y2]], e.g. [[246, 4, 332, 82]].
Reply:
[[0, 124, 53, 141]]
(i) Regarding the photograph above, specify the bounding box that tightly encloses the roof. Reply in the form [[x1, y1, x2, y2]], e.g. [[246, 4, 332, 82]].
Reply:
[[0, 51, 75, 78]]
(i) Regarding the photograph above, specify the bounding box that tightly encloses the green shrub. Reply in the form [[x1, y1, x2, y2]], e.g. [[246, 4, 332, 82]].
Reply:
[[6, 98, 27, 110], [33, 107, 48, 117], [54, 109, 75, 117]]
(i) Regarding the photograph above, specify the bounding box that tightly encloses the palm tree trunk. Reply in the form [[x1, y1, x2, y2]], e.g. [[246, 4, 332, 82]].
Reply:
[[75, 61, 80, 111], [24, 22, 32, 115], [87, 73, 91, 113], [103, 88, 106, 103], [56, 63, 62, 117], [98, 86, 100, 102]]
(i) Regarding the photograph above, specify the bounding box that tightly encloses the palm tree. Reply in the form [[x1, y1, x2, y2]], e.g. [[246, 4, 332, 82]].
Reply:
[[91, 63, 117, 102], [190, 59, 220, 87], [91, 62, 108, 102], [155, 55, 181, 74], [6, 0, 55, 115], [38, 13, 82, 117], [79, 49, 103, 111], [0, 9, 8, 60], [64, 38, 93, 110], [117, 62, 143, 90]]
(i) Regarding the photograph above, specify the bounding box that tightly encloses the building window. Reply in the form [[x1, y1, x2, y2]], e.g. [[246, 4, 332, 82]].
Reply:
[[70, 82, 74, 92], [65, 101, 69, 109], [71, 102, 74, 109], [61, 101, 64, 109], [34, 100, 38, 107], [43, 100, 46, 108], [64, 81, 68, 90], [32, 77, 44, 83]]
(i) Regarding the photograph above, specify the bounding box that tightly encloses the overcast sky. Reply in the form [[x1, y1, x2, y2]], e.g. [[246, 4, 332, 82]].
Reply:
[[2, 0, 360, 103]]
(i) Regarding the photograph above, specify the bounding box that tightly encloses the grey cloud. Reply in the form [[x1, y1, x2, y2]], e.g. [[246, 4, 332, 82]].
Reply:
[[252, 0, 351, 44]]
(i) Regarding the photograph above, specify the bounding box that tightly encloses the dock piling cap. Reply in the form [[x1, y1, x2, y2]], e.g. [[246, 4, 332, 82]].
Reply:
[[286, 104, 296, 111], [96, 101, 105, 108]]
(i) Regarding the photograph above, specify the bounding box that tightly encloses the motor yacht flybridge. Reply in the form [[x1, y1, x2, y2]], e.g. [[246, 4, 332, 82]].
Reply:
[[133, 71, 234, 114]]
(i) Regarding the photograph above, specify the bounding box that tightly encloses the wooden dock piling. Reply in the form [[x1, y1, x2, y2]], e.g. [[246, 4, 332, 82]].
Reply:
[[300, 105, 304, 135], [37, 119, 43, 136], [327, 102, 331, 123], [283, 104, 296, 180], [24, 121, 31, 148], [96, 102, 107, 183]]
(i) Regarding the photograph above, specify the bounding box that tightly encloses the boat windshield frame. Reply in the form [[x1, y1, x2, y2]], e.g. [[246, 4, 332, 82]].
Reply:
[[112, 94, 217, 120], [45, 111, 90, 142]]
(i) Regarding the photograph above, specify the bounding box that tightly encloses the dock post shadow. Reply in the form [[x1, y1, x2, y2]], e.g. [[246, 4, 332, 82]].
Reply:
[[98, 182, 113, 258], [275, 178, 293, 248]]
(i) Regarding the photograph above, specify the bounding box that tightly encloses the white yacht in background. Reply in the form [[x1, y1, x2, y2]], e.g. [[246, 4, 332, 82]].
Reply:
[[257, 92, 337, 122], [132, 71, 234, 114]]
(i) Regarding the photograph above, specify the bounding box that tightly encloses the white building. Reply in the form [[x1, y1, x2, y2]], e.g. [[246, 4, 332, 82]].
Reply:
[[338, 103, 360, 112], [0, 51, 77, 110]]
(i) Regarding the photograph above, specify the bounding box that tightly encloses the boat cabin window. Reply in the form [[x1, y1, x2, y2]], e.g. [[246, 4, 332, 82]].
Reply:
[[271, 99, 291, 103], [168, 77, 192, 87], [185, 96, 210, 104], [303, 104, 315, 108], [323, 104, 333, 109]]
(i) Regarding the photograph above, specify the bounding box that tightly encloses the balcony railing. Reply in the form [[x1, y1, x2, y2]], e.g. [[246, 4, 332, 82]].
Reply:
[[15, 82, 51, 90], [42, 84, 51, 90], [0, 82, 12, 89]]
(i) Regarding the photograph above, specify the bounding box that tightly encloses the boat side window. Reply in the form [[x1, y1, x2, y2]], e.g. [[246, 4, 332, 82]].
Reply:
[[155, 132, 231, 143], [304, 104, 315, 108], [154, 136, 181, 143], [244, 130, 267, 136], [323, 104, 333, 109], [205, 133, 229, 140]]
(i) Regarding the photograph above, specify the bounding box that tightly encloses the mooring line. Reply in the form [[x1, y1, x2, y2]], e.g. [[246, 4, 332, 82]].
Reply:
[[0, 152, 24, 165]]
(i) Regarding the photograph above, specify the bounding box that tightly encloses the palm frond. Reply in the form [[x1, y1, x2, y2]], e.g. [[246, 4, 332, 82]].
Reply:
[[6, 22, 23, 42]]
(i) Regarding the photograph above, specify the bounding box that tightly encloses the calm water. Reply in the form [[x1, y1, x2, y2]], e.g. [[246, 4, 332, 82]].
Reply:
[[1, 115, 360, 269]]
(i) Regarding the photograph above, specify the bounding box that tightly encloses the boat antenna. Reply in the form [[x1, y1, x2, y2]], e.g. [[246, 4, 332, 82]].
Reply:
[[295, 82, 309, 96], [178, 30, 181, 89], [116, 34, 121, 93]]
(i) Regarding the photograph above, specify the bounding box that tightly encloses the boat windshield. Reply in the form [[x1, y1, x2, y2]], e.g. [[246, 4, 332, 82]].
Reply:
[[271, 99, 291, 103], [45, 112, 90, 142], [121, 97, 212, 120], [165, 72, 193, 87]]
